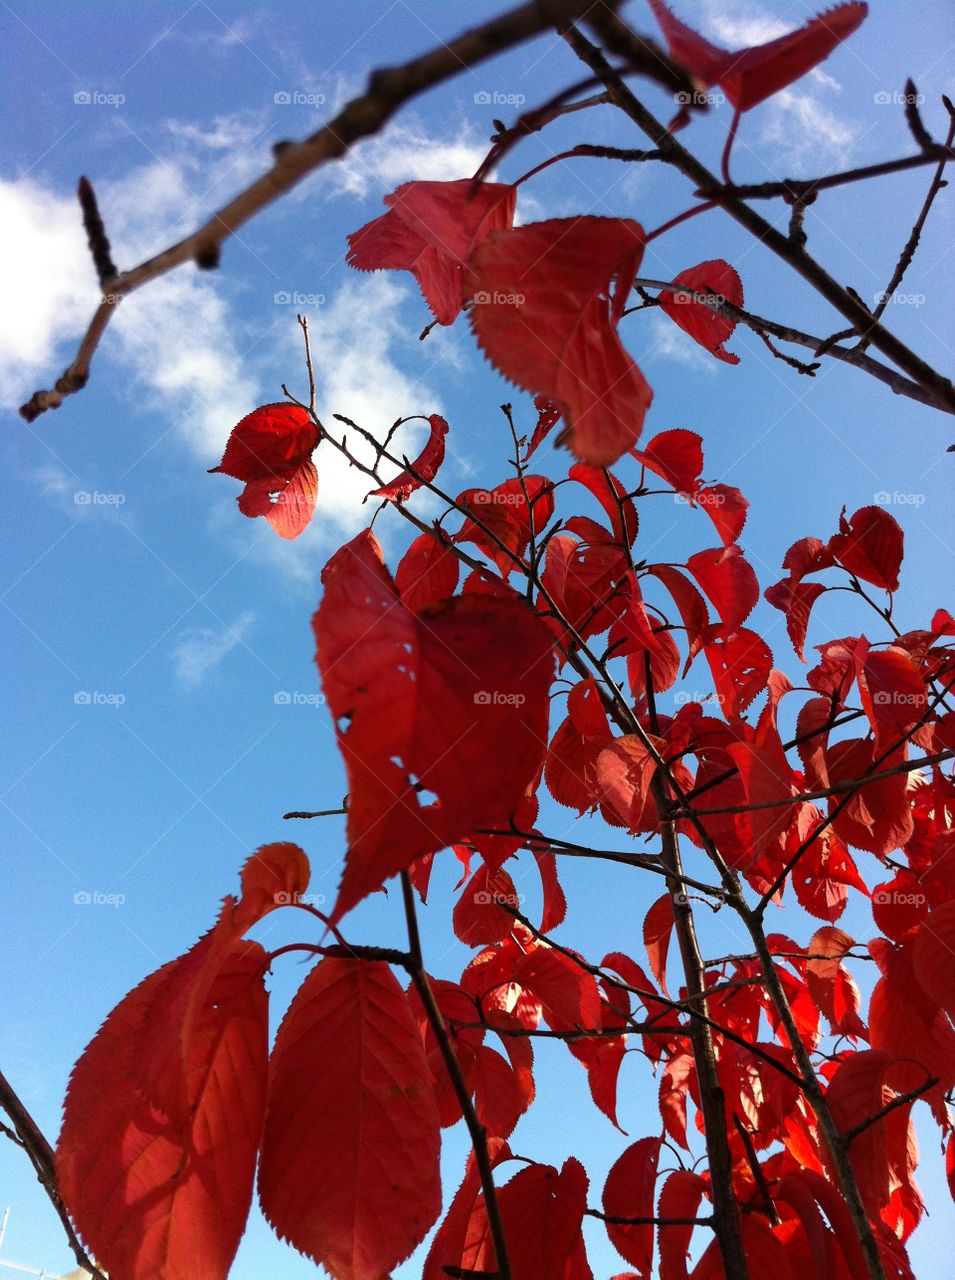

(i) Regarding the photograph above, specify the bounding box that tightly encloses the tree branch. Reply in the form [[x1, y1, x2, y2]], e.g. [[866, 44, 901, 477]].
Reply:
[[19, 0, 613, 422], [0, 1067, 106, 1280]]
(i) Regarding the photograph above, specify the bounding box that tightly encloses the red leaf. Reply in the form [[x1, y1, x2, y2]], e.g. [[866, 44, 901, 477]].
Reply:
[[466, 217, 652, 466], [659, 260, 743, 363], [697, 484, 748, 546], [596, 734, 663, 833], [546, 711, 609, 813], [453, 863, 520, 946], [456, 475, 555, 574], [534, 847, 568, 933], [825, 1049, 921, 1224], [805, 926, 867, 1037], [314, 531, 554, 921], [525, 395, 563, 460], [765, 578, 827, 662], [701, 626, 773, 717], [791, 816, 867, 923], [631, 429, 703, 495], [855, 642, 928, 753], [603, 1137, 663, 1275], [648, 565, 710, 672], [784, 535, 836, 581], [57, 943, 268, 1280], [913, 901, 955, 1021], [569, 462, 639, 546], [473, 1039, 535, 1139], [687, 545, 758, 633], [210, 402, 320, 539], [367, 414, 449, 501], [494, 1158, 593, 1280], [394, 530, 460, 612], [258, 958, 442, 1280], [347, 179, 516, 325], [868, 940, 955, 1104], [656, 1170, 706, 1280], [828, 505, 903, 592], [648, 0, 868, 111], [236, 841, 311, 926], [824, 738, 914, 856], [643, 894, 675, 996], [513, 944, 602, 1033]]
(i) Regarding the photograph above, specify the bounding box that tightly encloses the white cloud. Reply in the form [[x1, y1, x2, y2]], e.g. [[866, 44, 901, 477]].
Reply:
[[644, 314, 718, 373], [761, 89, 858, 166], [172, 610, 256, 689], [0, 148, 262, 459], [323, 118, 487, 200], [701, 0, 857, 166], [706, 9, 788, 46], [0, 179, 94, 405]]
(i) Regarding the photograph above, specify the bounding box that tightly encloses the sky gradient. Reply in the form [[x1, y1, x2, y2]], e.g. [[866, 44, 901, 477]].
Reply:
[[2, 1, 954, 1277]]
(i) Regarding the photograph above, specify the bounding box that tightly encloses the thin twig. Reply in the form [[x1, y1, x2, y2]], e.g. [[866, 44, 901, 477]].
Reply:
[[400, 873, 512, 1280], [0, 1068, 106, 1280]]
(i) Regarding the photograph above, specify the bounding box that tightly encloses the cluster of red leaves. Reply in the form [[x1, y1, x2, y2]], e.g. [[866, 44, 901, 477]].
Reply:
[[57, 8, 955, 1279]]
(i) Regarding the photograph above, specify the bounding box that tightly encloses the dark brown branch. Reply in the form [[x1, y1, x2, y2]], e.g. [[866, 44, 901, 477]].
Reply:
[[563, 25, 955, 415], [0, 1067, 106, 1280], [626, 278, 947, 412], [20, 0, 611, 422], [855, 101, 955, 354], [681, 748, 954, 818], [697, 146, 952, 202], [841, 1075, 938, 1143], [587, 1208, 714, 1227], [400, 873, 512, 1280], [77, 176, 118, 285]]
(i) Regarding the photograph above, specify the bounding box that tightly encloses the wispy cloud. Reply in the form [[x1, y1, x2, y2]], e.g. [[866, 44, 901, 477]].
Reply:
[[322, 117, 487, 200], [0, 143, 263, 459], [701, 0, 858, 167], [645, 315, 719, 373], [172, 611, 256, 689]]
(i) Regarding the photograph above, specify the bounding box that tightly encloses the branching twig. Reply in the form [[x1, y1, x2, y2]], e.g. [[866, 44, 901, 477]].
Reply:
[[0, 1067, 106, 1280], [399, 873, 512, 1280]]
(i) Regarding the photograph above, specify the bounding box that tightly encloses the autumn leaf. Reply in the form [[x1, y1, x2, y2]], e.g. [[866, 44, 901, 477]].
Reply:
[[366, 413, 449, 502], [210, 402, 320, 540], [466, 216, 652, 466], [56, 943, 269, 1280], [658, 260, 743, 364], [347, 179, 516, 324], [313, 530, 555, 921], [258, 957, 442, 1280], [828, 505, 904, 592], [603, 1137, 663, 1275], [648, 0, 868, 111]]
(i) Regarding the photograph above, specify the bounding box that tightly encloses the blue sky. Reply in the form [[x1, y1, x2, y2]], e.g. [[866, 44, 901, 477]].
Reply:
[[1, 1, 953, 1276]]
